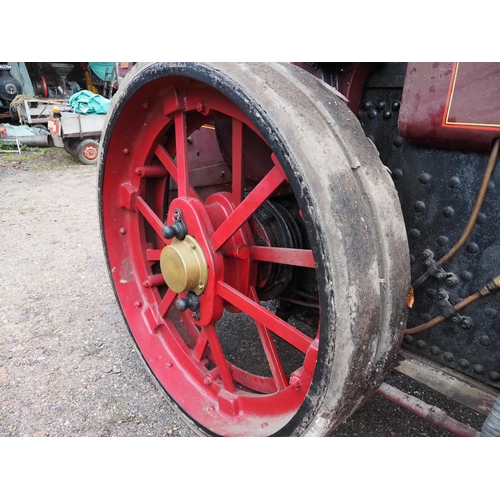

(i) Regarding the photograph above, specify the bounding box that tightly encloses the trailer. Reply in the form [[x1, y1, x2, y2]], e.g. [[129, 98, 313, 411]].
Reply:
[[48, 111, 105, 164], [97, 62, 500, 436]]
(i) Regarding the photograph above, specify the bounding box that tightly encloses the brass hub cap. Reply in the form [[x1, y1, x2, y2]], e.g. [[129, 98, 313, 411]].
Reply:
[[160, 235, 208, 295]]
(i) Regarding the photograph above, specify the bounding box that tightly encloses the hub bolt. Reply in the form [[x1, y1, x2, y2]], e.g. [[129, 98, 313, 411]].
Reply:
[[163, 220, 187, 240], [175, 292, 201, 313]]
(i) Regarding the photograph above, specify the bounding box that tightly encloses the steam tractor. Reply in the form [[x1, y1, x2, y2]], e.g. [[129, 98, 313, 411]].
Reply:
[[98, 62, 500, 436]]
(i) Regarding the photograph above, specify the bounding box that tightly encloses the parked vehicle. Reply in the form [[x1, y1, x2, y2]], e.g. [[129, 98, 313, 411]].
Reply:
[[48, 110, 104, 164], [97, 62, 500, 436]]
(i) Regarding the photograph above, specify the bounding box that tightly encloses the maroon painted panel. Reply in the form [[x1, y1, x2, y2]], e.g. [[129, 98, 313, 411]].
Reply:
[[398, 62, 500, 152]]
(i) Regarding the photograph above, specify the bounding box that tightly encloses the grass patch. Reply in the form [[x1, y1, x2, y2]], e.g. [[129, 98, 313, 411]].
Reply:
[[0, 147, 85, 172]]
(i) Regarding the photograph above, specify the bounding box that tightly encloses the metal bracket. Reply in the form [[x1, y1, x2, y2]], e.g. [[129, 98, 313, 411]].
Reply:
[[436, 289, 472, 329], [422, 249, 459, 286]]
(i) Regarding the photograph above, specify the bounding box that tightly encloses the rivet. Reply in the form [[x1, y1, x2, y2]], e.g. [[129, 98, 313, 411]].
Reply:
[[393, 136, 404, 148], [143, 280, 151, 288], [460, 271, 473, 281], [383, 111, 392, 119], [442, 206, 455, 218], [166, 362, 173, 368], [437, 235, 449, 246], [430, 346, 441, 356], [458, 358, 470, 369], [449, 176, 460, 188], [419, 173, 431, 184], [119, 228, 126, 235], [476, 212, 486, 224], [417, 340, 426, 349], [409, 229, 421, 239], [187, 136, 193, 144], [473, 364, 485, 374], [368, 109, 378, 119], [479, 336, 491, 346], [392, 101, 401, 111], [261, 422, 269, 429], [122, 148, 130, 155], [208, 406, 215, 413], [376, 101, 386, 110], [485, 308, 497, 319], [404, 335, 414, 344], [466, 242, 479, 254], [414, 201, 426, 212], [142, 102, 149, 109], [363, 100, 373, 110], [134, 301, 142, 308], [392, 168, 403, 180], [420, 313, 432, 322], [489, 371, 500, 382], [443, 352, 454, 362]]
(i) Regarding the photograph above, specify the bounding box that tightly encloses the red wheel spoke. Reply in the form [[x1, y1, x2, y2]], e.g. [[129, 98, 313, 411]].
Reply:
[[175, 113, 189, 197], [217, 281, 313, 354], [155, 144, 177, 178], [249, 287, 287, 390], [192, 327, 208, 361], [155, 143, 200, 200], [250, 247, 315, 268], [202, 325, 235, 393], [135, 196, 167, 240], [146, 248, 162, 261], [232, 118, 244, 206], [159, 288, 177, 317], [211, 164, 287, 251]]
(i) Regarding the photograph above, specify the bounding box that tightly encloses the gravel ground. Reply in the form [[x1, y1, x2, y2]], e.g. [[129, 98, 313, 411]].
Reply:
[[0, 147, 487, 437]]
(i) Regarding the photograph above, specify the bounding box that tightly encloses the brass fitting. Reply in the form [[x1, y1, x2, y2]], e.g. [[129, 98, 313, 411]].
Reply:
[[478, 274, 500, 296], [160, 235, 208, 295]]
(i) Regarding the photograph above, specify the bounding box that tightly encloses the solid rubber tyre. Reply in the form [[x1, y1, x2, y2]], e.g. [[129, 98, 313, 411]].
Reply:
[[98, 62, 410, 436], [77, 139, 99, 165], [63, 137, 80, 156]]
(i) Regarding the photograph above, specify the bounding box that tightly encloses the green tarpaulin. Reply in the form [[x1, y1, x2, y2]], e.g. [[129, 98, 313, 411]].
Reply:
[[68, 90, 110, 115]]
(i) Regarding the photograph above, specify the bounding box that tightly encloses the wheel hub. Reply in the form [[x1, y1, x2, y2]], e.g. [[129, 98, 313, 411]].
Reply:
[[160, 234, 208, 295]]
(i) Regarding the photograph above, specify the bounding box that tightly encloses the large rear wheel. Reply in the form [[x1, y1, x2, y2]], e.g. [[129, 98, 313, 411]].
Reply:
[[98, 62, 409, 436]]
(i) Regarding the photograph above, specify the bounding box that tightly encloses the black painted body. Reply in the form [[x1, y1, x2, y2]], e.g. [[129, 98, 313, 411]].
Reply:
[[356, 63, 500, 390]]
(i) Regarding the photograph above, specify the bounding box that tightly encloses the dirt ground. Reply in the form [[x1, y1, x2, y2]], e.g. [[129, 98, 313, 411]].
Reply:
[[0, 147, 487, 437]]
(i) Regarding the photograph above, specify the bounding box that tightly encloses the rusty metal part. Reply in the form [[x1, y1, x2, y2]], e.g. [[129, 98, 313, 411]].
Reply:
[[160, 235, 208, 295], [377, 382, 480, 436], [393, 350, 498, 416]]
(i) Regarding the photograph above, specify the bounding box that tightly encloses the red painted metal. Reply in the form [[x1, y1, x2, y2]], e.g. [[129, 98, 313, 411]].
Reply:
[[399, 62, 500, 153], [101, 76, 319, 436]]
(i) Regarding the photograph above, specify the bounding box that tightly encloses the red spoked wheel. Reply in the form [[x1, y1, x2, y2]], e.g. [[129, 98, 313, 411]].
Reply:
[[99, 63, 409, 436]]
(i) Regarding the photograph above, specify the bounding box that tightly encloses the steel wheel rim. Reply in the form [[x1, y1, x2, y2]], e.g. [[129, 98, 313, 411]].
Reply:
[[100, 72, 321, 436]]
